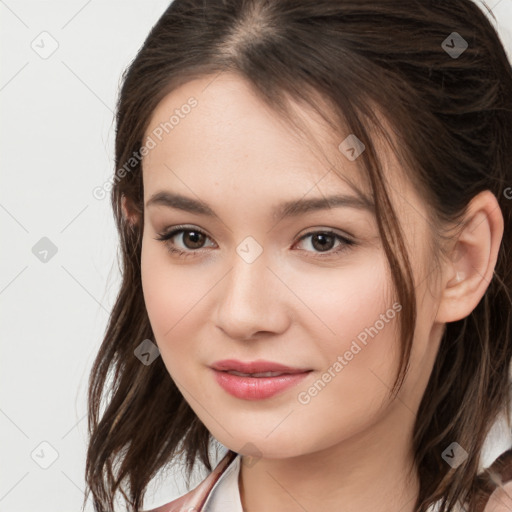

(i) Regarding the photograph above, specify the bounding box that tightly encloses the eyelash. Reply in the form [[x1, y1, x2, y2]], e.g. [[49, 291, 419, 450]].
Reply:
[[154, 224, 356, 260]]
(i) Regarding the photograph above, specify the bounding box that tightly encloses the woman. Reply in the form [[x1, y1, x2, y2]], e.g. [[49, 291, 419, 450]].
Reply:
[[84, 1, 512, 511]]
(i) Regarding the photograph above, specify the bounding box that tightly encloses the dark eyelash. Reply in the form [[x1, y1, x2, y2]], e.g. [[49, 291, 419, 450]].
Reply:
[[154, 226, 211, 259], [154, 227, 356, 259], [297, 231, 356, 257]]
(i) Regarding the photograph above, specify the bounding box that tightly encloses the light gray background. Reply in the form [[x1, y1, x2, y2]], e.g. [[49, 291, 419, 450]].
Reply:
[[1, 1, 512, 511]]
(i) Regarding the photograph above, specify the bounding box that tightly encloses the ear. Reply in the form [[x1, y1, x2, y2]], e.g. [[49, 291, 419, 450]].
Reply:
[[434, 190, 504, 324], [121, 195, 141, 229]]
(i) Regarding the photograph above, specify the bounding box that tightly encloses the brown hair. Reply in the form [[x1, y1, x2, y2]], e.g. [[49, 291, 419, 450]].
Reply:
[[84, 1, 512, 511]]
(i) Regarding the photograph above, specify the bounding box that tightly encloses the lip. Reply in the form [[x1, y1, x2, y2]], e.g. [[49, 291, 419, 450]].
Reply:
[[210, 359, 311, 374], [210, 359, 313, 400]]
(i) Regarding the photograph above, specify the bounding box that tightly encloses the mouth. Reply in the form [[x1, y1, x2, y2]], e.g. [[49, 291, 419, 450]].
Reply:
[[210, 358, 312, 375], [222, 370, 296, 378], [210, 359, 313, 400]]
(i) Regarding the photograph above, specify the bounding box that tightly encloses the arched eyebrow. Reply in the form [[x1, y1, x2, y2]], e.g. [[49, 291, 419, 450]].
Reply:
[[145, 191, 375, 221]]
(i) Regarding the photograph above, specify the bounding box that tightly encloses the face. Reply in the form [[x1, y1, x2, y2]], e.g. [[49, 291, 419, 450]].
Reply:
[[138, 72, 444, 460]]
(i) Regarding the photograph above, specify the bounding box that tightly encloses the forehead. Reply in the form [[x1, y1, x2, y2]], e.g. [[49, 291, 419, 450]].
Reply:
[[141, 72, 426, 230], [143, 73, 368, 191]]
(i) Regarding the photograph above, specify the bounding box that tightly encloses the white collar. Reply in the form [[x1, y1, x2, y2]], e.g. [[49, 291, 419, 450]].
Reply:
[[203, 453, 243, 512]]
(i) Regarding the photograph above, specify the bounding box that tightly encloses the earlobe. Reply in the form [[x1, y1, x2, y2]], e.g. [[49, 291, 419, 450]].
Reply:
[[434, 190, 504, 324]]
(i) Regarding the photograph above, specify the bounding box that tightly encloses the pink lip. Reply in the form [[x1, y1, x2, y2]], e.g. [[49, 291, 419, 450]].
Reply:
[[210, 359, 311, 374], [210, 359, 313, 400]]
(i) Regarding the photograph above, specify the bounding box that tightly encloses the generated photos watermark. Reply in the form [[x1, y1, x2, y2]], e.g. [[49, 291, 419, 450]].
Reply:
[[297, 301, 402, 405], [92, 96, 198, 200]]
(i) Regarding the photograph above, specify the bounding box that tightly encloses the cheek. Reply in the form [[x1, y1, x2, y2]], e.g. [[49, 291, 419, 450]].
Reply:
[[288, 255, 403, 429], [285, 251, 396, 363], [140, 242, 210, 361]]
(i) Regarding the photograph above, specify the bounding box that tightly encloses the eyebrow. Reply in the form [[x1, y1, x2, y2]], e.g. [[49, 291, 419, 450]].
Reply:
[[145, 190, 375, 221]]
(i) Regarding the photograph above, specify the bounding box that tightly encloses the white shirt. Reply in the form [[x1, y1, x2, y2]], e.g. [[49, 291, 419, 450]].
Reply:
[[202, 454, 450, 512]]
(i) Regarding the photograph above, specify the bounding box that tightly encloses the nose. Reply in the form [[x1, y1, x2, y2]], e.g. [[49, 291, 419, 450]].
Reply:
[[214, 251, 290, 341]]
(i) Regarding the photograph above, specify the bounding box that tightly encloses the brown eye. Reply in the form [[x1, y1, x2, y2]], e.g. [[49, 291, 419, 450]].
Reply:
[[181, 230, 206, 249], [295, 230, 355, 258], [310, 233, 336, 252], [154, 225, 216, 258]]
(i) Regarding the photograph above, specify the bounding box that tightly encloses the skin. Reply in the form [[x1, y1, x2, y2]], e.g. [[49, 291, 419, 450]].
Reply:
[[122, 72, 503, 512], [485, 481, 512, 511]]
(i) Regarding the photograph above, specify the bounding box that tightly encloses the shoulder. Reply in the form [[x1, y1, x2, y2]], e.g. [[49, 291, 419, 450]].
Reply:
[[142, 451, 238, 512], [476, 449, 512, 512]]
